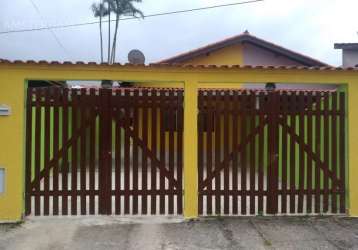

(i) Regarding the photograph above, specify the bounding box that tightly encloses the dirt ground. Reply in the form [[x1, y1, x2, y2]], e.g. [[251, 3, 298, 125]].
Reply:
[[1, 216, 358, 250]]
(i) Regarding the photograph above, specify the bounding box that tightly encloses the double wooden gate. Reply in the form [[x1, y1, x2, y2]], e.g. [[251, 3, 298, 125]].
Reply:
[[25, 87, 183, 216], [25, 87, 347, 217], [198, 89, 347, 215]]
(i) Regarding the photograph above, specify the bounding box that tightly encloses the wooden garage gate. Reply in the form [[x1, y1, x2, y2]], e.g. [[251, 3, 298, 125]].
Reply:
[[25, 87, 347, 217], [25, 87, 183, 216], [198, 89, 347, 216]]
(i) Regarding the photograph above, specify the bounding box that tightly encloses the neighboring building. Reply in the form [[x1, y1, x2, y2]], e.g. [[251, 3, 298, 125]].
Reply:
[[334, 43, 358, 67]]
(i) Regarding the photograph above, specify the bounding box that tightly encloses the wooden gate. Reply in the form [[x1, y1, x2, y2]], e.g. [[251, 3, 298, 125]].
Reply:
[[198, 89, 346, 215], [25, 87, 183, 216]]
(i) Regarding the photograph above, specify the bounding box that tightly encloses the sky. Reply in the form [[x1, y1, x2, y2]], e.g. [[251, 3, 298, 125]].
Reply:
[[0, 0, 358, 66]]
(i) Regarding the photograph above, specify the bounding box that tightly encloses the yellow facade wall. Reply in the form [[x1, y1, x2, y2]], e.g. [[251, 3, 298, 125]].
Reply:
[[136, 44, 244, 88], [183, 43, 244, 66], [1, 63, 358, 220], [0, 73, 25, 221]]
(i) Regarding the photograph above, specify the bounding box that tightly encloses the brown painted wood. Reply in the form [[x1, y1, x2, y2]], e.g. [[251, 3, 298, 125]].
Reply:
[[205, 91, 214, 215], [214, 90, 222, 215], [258, 92, 265, 214], [177, 90, 184, 215], [223, 90, 230, 215], [297, 92, 305, 214], [131, 90, 139, 215], [141, 89, 149, 214], [159, 90, 166, 215], [80, 88, 87, 215], [52, 88, 60, 215], [123, 89, 131, 214], [71, 89, 79, 215], [232, 91, 239, 215], [62, 88, 69, 215], [306, 92, 313, 213], [323, 92, 329, 212], [289, 92, 297, 214], [168, 90, 176, 215], [151, 90, 158, 215], [339, 92, 346, 213], [114, 89, 122, 215], [331, 92, 338, 213], [89, 88, 96, 215], [314, 92, 322, 214], [281, 91, 288, 214], [249, 91, 256, 215], [34, 88, 42, 215], [241, 91, 247, 215], [43, 88, 51, 215], [267, 91, 279, 215], [25, 88, 33, 215]]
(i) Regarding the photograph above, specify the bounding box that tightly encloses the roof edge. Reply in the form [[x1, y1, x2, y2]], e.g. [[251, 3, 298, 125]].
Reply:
[[158, 32, 330, 67]]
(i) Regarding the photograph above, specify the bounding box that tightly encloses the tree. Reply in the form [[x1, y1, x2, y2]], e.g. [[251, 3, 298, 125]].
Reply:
[[92, 0, 144, 65]]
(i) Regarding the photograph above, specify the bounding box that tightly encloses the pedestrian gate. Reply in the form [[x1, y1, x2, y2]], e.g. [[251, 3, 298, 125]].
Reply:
[[25, 87, 183, 216], [198, 89, 346, 215]]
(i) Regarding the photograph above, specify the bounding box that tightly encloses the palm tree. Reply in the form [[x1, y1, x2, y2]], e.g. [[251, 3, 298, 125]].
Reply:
[[110, 0, 144, 63], [92, 0, 143, 64], [91, 1, 109, 63]]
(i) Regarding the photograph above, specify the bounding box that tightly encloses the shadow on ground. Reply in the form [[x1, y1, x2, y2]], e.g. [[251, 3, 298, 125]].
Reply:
[[1, 216, 358, 250]]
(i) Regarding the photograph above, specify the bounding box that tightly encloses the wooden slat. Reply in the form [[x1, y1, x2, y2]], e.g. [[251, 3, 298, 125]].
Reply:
[[297, 92, 305, 214], [34, 88, 42, 215], [198, 91, 204, 215], [249, 91, 256, 215], [223, 91, 230, 215], [168, 90, 175, 215], [80, 88, 87, 215], [62, 89, 69, 215], [159, 90, 166, 215], [323, 92, 329, 212], [89, 88, 96, 215], [306, 92, 313, 213], [177, 90, 184, 215], [232, 91, 239, 215], [267, 91, 279, 214], [124, 89, 131, 214], [43, 88, 51, 215], [71, 89, 78, 215], [150, 90, 158, 215], [25, 88, 33, 215], [267, 91, 274, 214], [132, 90, 139, 215], [52, 88, 60, 215], [281, 91, 288, 214], [339, 92, 346, 213], [141, 89, 148, 214], [241, 91, 247, 215], [258, 92, 265, 214], [331, 92, 338, 213], [289, 92, 297, 214], [214, 90, 222, 214], [106, 89, 112, 214], [206, 91, 214, 215], [114, 90, 122, 215], [314, 92, 322, 213]]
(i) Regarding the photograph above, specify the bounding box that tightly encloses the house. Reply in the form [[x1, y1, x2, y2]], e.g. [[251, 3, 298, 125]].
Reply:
[[158, 31, 336, 90], [335, 43, 358, 67]]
